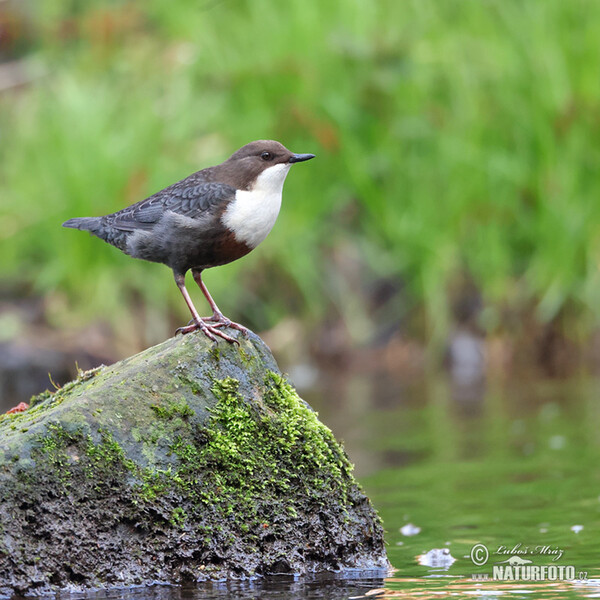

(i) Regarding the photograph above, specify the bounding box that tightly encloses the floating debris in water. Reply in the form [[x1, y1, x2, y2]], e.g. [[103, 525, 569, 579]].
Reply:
[[417, 548, 456, 568], [400, 523, 421, 536], [571, 525, 584, 534]]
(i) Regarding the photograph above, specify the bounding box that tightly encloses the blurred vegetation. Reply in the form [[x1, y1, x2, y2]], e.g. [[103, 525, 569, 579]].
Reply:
[[1, 0, 600, 350]]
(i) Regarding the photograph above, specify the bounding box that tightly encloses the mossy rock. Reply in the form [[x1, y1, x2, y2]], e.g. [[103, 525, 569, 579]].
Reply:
[[0, 331, 388, 596]]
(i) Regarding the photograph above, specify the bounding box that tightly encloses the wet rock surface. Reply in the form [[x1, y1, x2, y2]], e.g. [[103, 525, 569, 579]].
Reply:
[[0, 331, 388, 597]]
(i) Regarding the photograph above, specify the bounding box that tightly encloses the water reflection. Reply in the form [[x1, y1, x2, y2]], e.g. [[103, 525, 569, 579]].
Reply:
[[49, 573, 390, 600], [333, 374, 600, 599], [44, 574, 600, 600]]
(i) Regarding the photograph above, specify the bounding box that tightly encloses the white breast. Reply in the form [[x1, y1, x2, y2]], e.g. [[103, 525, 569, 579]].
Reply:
[[221, 163, 291, 248]]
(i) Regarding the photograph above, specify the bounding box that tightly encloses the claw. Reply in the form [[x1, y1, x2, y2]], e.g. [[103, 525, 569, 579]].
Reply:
[[225, 321, 250, 337], [176, 318, 240, 345], [209, 314, 250, 337], [176, 321, 217, 342], [176, 270, 249, 343]]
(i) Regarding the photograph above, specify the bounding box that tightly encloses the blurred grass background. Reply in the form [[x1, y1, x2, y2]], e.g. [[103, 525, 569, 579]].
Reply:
[[1, 0, 600, 363]]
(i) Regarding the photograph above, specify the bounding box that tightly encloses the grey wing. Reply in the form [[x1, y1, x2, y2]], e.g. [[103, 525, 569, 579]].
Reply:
[[106, 178, 236, 231]]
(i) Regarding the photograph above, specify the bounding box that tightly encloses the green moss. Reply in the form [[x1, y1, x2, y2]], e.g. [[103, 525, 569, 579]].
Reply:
[[208, 346, 222, 361], [37, 424, 76, 486], [150, 399, 194, 420], [237, 347, 254, 366], [132, 372, 355, 531], [138, 467, 173, 501], [177, 374, 203, 396], [23, 369, 358, 539], [27, 390, 52, 409], [31, 424, 136, 494], [169, 507, 187, 528], [85, 429, 135, 474]]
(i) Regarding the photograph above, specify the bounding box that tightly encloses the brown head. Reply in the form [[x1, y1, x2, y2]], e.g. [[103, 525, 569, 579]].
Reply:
[[217, 140, 315, 190]]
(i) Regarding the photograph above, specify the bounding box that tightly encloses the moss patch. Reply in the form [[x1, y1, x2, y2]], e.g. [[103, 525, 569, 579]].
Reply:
[[150, 399, 194, 420], [131, 371, 355, 537], [32, 425, 136, 491], [26, 371, 356, 538]]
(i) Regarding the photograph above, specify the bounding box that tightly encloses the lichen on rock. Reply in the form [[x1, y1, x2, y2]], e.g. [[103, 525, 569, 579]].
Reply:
[[0, 331, 388, 596]]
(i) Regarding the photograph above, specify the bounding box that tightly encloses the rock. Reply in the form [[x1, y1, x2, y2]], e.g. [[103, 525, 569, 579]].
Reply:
[[0, 331, 388, 596]]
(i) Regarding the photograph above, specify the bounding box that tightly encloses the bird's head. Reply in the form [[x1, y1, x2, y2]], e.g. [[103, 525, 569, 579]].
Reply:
[[225, 140, 315, 191]]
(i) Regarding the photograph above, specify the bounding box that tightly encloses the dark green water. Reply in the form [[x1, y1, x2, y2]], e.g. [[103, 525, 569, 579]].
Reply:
[[37, 375, 600, 599], [325, 374, 600, 599]]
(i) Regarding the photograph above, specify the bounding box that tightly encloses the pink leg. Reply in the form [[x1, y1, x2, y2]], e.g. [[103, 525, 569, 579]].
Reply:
[[192, 269, 249, 337], [174, 272, 238, 344]]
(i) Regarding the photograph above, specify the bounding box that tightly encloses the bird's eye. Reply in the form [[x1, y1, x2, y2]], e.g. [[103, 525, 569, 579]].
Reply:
[[261, 151, 273, 161]]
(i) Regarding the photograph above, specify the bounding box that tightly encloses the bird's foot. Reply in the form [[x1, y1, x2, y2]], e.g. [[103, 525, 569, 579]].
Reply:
[[183, 313, 250, 338], [205, 314, 250, 337], [176, 318, 239, 344]]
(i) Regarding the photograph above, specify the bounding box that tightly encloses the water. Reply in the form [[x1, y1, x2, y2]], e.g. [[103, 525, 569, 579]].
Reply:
[[12, 374, 600, 599], [333, 374, 600, 599]]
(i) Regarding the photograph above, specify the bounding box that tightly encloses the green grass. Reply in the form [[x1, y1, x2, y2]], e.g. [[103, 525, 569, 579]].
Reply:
[[2, 0, 600, 348]]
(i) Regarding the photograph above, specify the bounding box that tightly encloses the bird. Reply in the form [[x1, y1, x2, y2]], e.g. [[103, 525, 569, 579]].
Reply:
[[63, 140, 315, 343]]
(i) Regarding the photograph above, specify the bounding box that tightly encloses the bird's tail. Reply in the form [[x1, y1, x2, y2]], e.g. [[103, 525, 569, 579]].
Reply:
[[62, 217, 102, 233]]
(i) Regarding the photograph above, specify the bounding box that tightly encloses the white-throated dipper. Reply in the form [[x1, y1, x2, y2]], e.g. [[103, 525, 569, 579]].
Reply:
[[63, 140, 315, 343]]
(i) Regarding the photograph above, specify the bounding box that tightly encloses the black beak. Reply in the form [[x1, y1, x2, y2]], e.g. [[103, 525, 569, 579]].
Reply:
[[289, 153, 316, 163]]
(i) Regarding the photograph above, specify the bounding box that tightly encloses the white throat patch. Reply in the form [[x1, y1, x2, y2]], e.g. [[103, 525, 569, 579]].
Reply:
[[222, 163, 291, 248]]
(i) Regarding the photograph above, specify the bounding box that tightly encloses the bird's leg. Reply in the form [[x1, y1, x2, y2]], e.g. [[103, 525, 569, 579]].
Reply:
[[173, 272, 238, 343], [192, 269, 249, 337]]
